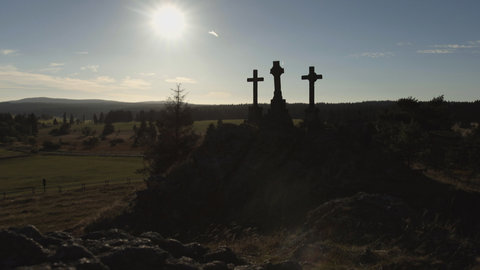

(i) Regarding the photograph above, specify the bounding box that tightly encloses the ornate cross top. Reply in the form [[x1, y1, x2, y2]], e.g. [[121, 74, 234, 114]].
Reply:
[[301, 66, 323, 108], [270, 61, 284, 100], [247, 69, 264, 106]]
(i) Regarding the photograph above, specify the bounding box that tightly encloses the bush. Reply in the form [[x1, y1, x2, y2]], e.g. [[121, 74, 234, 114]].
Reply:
[[49, 123, 70, 136], [110, 138, 124, 147], [82, 136, 99, 148], [42, 140, 61, 151], [102, 122, 115, 137]]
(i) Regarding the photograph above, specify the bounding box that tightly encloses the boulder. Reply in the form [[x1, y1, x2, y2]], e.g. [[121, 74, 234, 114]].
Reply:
[[202, 260, 229, 270], [0, 229, 49, 268], [100, 246, 170, 270], [204, 247, 246, 266], [52, 243, 95, 262]]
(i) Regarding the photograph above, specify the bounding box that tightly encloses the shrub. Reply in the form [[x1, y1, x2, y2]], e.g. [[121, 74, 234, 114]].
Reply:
[[42, 140, 61, 151], [110, 138, 125, 147], [82, 136, 99, 148]]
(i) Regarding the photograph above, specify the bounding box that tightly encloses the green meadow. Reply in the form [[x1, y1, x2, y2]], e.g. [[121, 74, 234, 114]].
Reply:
[[0, 155, 143, 192]]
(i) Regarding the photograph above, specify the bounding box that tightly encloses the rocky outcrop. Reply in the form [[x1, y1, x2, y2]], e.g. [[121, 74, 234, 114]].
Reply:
[[0, 225, 301, 270]]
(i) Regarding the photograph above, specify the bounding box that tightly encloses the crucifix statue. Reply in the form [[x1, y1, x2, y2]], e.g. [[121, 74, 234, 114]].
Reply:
[[301, 66, 323, 109], [270, 61, 284, 101], [247, 69, 264, 107]]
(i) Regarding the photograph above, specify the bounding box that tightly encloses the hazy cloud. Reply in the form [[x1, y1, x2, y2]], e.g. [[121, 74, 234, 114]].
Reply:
[[206, 91, 231, 98], [121, 76, 151, 89], [49, 62, 65, 67], [417, 49, 452, 54], [1, 49, 17, 55], [96, 76, 116, 83], [75, 51, 89, 55], [0, 65, 151, 94], [39, 67, 63, 73], [396, 42, 413, 46], [351, 52, 394, 58], [433, 44, 476, 49], [165, 76, 197, 84], [81, 65, 99, 72], [208, 30, 219, 37], [138, 72, 156, 77]]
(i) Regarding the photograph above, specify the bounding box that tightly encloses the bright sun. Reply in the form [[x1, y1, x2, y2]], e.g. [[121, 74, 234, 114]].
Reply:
[[151, 5, 186, 39]]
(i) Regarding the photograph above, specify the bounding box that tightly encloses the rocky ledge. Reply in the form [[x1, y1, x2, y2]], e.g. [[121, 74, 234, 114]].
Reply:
[[0, 225, 301, 270]]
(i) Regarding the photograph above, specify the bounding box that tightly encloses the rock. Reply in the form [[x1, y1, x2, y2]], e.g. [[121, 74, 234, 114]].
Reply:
[[52, 243, 95, 262], [100, 246, 170, 270], [204, 247, 246, 266], [46, 231, 74, 241], [304, 192, 413, 244], [10, 225, 43, 242], [184, 242, 209, 260], [0, 229, 49, 268], [203, 260, 229, 270], [75, 257, 109, 270], [157, 238, 190, 258], [165, 256, 201, 270], [81, 239, 112, 255], [82, 228, 133, 241], [140, 231, 165, 243], [263, 261, 302, 270]]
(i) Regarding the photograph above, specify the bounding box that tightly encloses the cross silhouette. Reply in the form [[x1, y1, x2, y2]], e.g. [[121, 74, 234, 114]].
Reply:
[[301, 66, 323, 108], [270, 61, 284, 100], [247, 69, 264, 106]]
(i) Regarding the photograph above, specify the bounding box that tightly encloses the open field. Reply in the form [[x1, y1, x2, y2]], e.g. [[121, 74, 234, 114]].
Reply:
[[0, 148, 25, 158], [0, 154, 145, 234], [0, 182, 144, 234], [0, 155, 143, 193], [34, 119, 249, 154]]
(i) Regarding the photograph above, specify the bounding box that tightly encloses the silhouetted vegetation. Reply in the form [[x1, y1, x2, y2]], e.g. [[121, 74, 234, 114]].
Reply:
[[143, 84, 199, 176], [0, 113, 38, 143]]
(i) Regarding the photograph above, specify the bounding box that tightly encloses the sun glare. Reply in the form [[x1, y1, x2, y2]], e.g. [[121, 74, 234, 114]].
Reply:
[[151, 5, 186, 39]]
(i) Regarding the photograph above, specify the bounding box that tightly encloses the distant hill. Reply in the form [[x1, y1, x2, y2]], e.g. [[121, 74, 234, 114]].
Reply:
[[0, 97, 399, 121], [0, 97, 168, 119]]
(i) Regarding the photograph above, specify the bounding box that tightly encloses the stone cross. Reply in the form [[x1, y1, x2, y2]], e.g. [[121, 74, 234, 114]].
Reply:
[[301, 66, 323, 108], [247, 69, 264, 106], [270, 61, 284, 100]]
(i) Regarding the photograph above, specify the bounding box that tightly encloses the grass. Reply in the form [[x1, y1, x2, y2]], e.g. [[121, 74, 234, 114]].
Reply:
[[0, 148, 25, 158], [0, 155, 143, 192], [0, 182, 144, 234]]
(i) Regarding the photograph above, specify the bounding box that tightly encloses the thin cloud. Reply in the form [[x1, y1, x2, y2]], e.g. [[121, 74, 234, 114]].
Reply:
[[138, 72, 156, 77], [49, 62, 64, 67], [433, 44, 476, 49], [396, 42, 413, 46], [208, 30, 219, 37], [75, 51, 89, 55], [1, 49, 17, 55], [96, 76, 116, 83], [351, 52, 394, 58], [39, 67, 63, 73], [81, 65, 99, 72], [417, 49, 452, 54], [0, 65, 151, 94], [165, 76, 197, 84]]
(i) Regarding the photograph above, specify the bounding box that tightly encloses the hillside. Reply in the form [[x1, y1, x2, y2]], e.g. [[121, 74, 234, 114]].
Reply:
[[88, 122, 480, 268]]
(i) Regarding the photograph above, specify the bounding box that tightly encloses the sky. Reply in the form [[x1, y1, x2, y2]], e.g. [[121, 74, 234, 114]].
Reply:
[[1, 0, 480, 104]]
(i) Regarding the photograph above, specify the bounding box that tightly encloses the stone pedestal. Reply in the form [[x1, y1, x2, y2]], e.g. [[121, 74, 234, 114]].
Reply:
[[265, 97, 292, 128]]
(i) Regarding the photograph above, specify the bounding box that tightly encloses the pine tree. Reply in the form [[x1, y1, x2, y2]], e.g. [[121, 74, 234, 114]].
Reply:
[[144, 84, 198, 176]]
